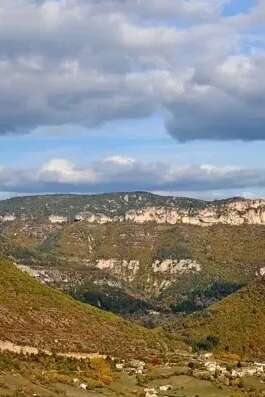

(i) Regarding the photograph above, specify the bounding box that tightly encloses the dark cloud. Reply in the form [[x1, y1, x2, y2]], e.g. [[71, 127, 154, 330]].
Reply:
[[0, 1, 264, 139]]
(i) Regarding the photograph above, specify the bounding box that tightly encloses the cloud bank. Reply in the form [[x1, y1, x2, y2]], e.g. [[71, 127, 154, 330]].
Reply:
[[1, 156, 265, 197], [0, 0, 264, 140]]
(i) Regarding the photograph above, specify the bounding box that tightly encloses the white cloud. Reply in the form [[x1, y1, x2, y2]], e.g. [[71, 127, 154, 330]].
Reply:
[[0, 156, 265, 196], [104, 156, 135, 166], [39, 158, 98, 183]]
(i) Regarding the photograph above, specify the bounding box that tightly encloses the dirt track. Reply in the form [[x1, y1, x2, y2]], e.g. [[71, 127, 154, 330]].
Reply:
[[0, 339, 106, 360]]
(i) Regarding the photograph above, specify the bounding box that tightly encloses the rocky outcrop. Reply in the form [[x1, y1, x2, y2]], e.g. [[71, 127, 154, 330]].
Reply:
[[0, 214, 16, 222], [125, 200, 265, 226], [49, 215, 68, 224], [75, 212, 115, 224], [95, 259, 140, 283], [94, 258, 201, 280], [75, 199, 265, 226], [152, 259, 201, 274]]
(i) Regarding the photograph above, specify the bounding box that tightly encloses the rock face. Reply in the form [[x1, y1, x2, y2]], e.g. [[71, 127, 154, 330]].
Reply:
[[95, 259, 140, 283], [94, 258, 201, 283], [2, 193, 265, 226], [78, 199, 265, 226], [152, 259, 201, 274]]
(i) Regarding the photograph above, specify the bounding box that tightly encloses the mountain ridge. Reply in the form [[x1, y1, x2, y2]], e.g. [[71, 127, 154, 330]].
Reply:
[[0, 192, 265, 226]]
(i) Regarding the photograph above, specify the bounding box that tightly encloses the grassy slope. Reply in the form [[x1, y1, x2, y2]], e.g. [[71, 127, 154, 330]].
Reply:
[[8, 222, 265, 266], [4, 222, 264, 311], [185, 279, 265, 360], [0, 257, 181, 359]]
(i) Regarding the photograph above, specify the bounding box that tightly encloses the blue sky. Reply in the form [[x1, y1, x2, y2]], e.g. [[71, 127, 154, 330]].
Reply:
[[223, 0, 253, 16], [4, 119, 265, 169], [0, 0, 265, 199]]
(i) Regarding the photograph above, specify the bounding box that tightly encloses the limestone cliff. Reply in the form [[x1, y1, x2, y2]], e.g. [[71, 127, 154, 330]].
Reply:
[[79, 199, 265, 226], [2, 193, 265, 226]]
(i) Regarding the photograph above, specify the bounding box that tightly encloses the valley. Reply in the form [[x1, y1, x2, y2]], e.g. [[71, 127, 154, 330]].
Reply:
[[0, 193, 265, 395], [1, 214, 264, 320]]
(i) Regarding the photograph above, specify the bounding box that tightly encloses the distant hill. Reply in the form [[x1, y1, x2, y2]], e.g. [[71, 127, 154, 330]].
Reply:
[[0, 257, 180, 359], [0, 192, 206, 219], [184, 279, 265, 360], [0, 192, 264, 227]]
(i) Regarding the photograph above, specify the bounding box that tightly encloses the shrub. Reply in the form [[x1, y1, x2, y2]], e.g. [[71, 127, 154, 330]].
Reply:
[[192, 335, 220, 352]]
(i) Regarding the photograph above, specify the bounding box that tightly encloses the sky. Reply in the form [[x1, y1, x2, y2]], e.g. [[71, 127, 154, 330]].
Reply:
[[1, 0, 265, 199]]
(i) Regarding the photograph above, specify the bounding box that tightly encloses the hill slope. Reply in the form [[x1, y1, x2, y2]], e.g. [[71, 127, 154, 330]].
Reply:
[[4, 221, 264, 317], [0, 192, 204, 219], [0, 257, 180, 359], [184, 279, 265, 360]]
